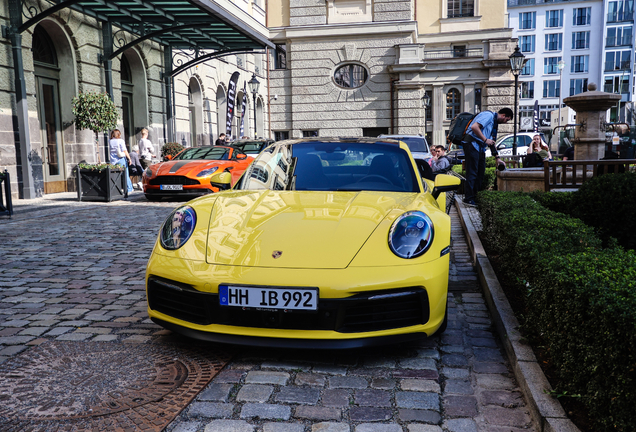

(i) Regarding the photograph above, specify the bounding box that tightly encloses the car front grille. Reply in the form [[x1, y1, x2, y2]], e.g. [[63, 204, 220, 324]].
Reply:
[[150, 176, 200, 186], [147, 277, 429, 333]]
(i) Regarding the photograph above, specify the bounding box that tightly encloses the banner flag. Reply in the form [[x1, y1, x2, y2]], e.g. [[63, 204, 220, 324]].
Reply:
[[533, 100, 539, 132], [240, 81, 247, 137], [225, 71, 240, 138]]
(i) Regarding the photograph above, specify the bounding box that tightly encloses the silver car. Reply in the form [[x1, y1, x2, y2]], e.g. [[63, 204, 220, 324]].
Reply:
[[378, 134, 433, 162]]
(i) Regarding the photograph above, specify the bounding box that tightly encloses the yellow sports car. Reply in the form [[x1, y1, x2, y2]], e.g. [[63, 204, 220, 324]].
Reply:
[[146, 138, 460, 348]]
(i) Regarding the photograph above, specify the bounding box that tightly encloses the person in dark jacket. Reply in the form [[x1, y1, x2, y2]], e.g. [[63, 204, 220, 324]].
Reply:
[[215, 133, 226, 146]]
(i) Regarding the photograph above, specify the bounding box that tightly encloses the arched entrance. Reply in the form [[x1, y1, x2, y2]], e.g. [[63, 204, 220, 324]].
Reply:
[[120, 49, 148, 150], [189, 77, 203, 146], [216, 85, 226, 141], [32, 22, 74, 194]]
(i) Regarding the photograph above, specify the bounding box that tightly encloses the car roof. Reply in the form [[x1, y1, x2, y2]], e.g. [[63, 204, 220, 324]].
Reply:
[[272, 137, 404, 146], [378, 134, 426, 139]]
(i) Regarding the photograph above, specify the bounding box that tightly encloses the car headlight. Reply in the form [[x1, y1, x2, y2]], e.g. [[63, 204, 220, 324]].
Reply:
[[145, 168, 153, 178], [197, 167, 219, 177], [160, 206, 196, 250], [388, 211, 434, 259]]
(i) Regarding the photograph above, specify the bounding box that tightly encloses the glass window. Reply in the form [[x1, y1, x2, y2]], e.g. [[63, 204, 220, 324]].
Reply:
[[520, 35, 535, 53], [545, 33, 563, 51], [544, 57, 562, 74], [543, 80, 561, 98], [572, 31, 590, 49], [607, 26, 633, 46], [546, 10, 564, 28], [521, 58, 535, 76], [302, 130, 319, 137], [605, 50, 631, 71], [174, 147, 230, 160], [608, 1, 634, 22], [521, 81, 534, 99], [573, 7, 591, 25], [334, 64, 368, 88], [570, 78, 588, 96], [604, 75, 630, 93], [446, 89, 461, 119], [448, 0, 474, 18], [519, 12, 536, 30], [274, 131, 289, 141], [274, 45, 286, 69], [570, 55, 589, 73], [32, 25, 58, 66], [425, 90, 433, 121]]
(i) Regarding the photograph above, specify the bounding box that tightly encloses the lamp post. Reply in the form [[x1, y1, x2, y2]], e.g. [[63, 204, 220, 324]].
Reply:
[[422, 92, 431, 141], [248, 74, 260, 138], [557, 60, 565, 129], [509, 46, 526, 156]]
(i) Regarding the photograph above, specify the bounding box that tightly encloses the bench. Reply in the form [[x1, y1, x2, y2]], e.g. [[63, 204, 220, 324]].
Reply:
[[543, 159, 636, 191]]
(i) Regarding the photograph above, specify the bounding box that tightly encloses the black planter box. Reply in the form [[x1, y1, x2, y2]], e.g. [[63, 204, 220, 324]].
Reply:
[[76, 167, 127, 202]]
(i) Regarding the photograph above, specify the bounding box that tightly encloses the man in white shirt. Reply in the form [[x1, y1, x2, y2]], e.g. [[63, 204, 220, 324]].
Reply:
[[138, 128, 155, 169]]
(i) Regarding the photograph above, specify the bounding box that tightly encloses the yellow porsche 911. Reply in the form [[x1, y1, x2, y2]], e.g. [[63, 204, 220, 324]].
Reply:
[[146, 138, 460, 348]]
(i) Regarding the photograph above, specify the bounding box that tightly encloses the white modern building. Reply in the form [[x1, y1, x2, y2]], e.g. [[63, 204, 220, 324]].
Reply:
[[508, 0, 604, 133]]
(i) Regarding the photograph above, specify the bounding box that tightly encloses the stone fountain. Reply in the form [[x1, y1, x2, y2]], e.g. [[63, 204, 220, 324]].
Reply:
[[562, 82, 620, 160], [496, 82, 621, 192]]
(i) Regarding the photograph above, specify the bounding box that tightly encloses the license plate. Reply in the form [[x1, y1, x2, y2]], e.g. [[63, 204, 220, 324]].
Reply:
[[219, 285, 318, 311], [160, 184, 183, 190]]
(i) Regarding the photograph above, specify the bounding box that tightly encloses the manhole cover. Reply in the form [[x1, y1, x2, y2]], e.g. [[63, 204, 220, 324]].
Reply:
[[0, 341, 231, 431]]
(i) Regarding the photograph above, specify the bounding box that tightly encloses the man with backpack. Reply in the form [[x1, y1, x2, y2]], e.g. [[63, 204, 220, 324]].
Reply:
[[462, 108, 513, 206]]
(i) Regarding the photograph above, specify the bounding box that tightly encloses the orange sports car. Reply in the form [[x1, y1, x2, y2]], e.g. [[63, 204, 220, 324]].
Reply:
[[143, 145, 253, 200]]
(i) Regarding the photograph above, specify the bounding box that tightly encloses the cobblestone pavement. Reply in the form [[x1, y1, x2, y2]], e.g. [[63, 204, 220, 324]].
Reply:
[[0, 192, 536, 432]]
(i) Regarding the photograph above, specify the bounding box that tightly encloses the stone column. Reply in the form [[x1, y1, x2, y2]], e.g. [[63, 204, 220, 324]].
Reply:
[[433, 85, 445, 146]]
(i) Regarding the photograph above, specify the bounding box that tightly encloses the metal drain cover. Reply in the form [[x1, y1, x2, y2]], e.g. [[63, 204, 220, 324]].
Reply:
[[0, 341, 231, 431]]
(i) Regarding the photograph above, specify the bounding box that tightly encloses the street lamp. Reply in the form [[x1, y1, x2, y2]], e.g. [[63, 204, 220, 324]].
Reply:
[[248, 73, 260, 138], [509, 46, 526, 156], [422, 92, 431, 140], [557, 60, 566, 128]]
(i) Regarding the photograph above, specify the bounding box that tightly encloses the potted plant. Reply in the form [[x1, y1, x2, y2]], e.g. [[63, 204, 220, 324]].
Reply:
[[75, 163, 127, 202], [162, 142, 184, 161]]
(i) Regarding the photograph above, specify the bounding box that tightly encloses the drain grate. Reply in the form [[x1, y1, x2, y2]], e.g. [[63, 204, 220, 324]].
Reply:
[[0, 341, 231, 431]]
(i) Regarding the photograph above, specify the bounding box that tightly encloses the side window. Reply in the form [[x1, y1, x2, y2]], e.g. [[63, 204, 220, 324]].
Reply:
[[523, 136, 532, 146], [502, 137, 514, 149]]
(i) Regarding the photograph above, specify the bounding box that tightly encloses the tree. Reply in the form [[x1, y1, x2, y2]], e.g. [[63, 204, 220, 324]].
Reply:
[[72, 92, 119, 163]]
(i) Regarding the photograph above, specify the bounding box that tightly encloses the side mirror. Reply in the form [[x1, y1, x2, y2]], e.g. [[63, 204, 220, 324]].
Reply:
[[214, 171, 233, 190], [432, 174, 460, 199], [497, 144, 505, 150], [236, 153, 247, 160]]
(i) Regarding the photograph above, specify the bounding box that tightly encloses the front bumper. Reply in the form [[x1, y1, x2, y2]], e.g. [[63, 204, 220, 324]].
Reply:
[[146, 254, 449, 347]]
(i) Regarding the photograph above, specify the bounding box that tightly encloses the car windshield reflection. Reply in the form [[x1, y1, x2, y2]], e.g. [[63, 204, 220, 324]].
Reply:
[[237, 142, 419, 193], [175, 147, 230, 160]]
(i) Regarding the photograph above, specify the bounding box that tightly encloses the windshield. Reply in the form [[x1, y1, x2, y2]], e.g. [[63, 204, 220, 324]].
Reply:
[[174, 147, 230, 160], [392, 137, 429, 153], [233, 141, 268, 154], [236, 142, 419, 193]]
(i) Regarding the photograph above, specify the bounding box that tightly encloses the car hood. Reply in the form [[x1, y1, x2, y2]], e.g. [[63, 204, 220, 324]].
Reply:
[[205, 190, 423, 269], [154, 159, 226, 176]]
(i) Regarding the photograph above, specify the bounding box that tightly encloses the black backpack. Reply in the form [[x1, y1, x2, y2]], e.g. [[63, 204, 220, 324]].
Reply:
[[523, 152, 544, 168], [447, 112, 477, 145]]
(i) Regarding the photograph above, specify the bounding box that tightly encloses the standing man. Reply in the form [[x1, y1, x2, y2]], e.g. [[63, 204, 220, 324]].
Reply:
[[463, 108, 513, 206], [215, 133, 226, 146]]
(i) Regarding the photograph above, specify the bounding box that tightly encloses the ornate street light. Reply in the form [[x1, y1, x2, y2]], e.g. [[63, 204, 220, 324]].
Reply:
[[248, 74, 260, 138], [422, 92, 431, 139], [509, 46, 526, 156]]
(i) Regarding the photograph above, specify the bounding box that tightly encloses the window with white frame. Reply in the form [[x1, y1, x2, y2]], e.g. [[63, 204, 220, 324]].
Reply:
[[571, 55, 589, 73], [519, 12, 536, 30], [521, 81, 534, 99], [570, 78, 588, 95], [448, 0, 474, 18], [543, 80, 560, 98], [604, 75, 630, 93], [608, 1, 634, 23], [521, 35, 535, 53], [573, 7, 591, 25], [545, 33, 563, 51], [572, 31, 590, 49], [605, 50, 631, 71], [607, 26, 633, 47], [544, 57, 562, 74], [446, 89, 461, 119], [546, 10, 563, 28], [521, 58, 535, 76]]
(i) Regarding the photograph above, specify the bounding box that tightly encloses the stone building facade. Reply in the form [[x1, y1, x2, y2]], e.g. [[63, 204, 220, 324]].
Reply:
[[0, 0, 270, 200], [267, 0, 517, 146]]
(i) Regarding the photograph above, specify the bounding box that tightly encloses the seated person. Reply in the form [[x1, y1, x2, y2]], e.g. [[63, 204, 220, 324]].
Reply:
[[562, 146, 574, 160], [430, 145, 451, 174], [527, 134, 552, 160]]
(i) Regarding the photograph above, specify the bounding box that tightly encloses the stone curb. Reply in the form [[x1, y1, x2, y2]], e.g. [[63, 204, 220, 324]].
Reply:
[[455, 200, 580, 432]]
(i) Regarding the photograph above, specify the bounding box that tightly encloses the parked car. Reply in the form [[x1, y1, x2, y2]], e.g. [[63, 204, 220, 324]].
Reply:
[[230, 138, 274, 155], [142, 145, 253, 200], [377, 134, 433, 162], [146, 137, 460, 348], [485, 132, 547, 157]]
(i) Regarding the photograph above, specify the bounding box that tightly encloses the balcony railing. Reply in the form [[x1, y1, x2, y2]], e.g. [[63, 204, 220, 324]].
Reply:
[[607, 11, 634, 22], [509, 0, 586, 6], [423, 48, 483, 59], [606, 36, 633, 47], [604, 61, 632, 72]]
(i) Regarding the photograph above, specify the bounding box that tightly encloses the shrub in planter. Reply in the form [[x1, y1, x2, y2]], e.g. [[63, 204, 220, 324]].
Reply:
[[529, 190, 574, 214], [72, 92, 118, 163], [76, 163, 126, 202], [161, 142, 184, 160], [569, 172, 636, 250], [529, 249, 636, 432]]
